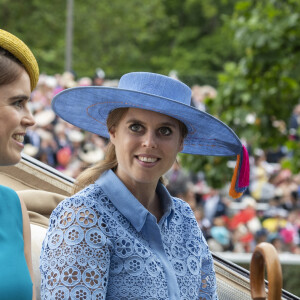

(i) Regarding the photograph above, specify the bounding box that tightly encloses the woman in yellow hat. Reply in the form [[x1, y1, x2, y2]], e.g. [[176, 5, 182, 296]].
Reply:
[[0, 29, 39, 300]]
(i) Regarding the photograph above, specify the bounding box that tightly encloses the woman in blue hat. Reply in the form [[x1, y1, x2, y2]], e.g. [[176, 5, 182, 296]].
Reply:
[[0, 29, 39, 300], [40, 72, 249, 299]]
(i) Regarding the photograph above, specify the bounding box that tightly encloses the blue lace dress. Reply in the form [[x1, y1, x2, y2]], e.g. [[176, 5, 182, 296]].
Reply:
[[0, 185, 32, 300], [40, 170, 218, 300]]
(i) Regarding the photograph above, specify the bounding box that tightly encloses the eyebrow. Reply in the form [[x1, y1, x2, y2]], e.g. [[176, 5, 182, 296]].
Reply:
[[8, 95, 30, 101], [126, 118, 178, 128]]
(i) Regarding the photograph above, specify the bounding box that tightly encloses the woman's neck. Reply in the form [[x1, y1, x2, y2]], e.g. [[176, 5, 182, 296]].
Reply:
[[125, 181, 163, 222]]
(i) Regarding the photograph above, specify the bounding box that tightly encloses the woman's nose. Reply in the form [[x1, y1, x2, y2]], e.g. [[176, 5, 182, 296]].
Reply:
[[22, 109, 35, 128], [142, 131, 157, 148]]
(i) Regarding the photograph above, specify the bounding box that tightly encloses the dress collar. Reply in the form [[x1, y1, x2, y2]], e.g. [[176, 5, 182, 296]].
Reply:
[[95, 169, 175, 231]]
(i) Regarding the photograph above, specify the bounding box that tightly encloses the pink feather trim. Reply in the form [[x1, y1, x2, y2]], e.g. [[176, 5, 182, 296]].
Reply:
[[238, 145, 249, 188]]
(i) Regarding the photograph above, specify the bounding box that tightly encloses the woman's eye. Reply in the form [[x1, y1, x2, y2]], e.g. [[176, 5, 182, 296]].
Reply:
[[159, 127, 172, 136], [129, 124, 142, 132], [13, 100, 24, 109]]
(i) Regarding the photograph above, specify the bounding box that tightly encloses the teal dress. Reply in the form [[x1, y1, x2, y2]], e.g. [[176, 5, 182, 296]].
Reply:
[[0, 185, 32, 300]]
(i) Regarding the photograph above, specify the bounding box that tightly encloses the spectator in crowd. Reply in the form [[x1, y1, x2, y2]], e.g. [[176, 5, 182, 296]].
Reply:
[[191, 84, 217, 112], [209, 216, 231, 252], [262, 207, 288, 233], [249, 148, 277, 202], [165, 159, 191, 187], [253, 228, 269, 249], [268, 232, 284, 253], [92, 67, 105, 86], [279, 209, 300, 253], [288, 103, 300, 140], [78, 76, 92, 87], [166, 177, 197, 211], [274, 169, 299, 211], [229, 196, 262, 253], [203, 189, 228, 226]]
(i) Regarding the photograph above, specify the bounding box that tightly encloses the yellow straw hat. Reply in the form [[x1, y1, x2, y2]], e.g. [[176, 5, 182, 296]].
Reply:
[[0, 29, 39, 90]]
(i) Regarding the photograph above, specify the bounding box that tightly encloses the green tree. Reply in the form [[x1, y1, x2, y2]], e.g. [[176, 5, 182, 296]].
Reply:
[[0, 0, 238, 82], [155, 0, 239, 85], [181, 0, 300, 188], [0, 0, 66, 73], [216, 0, 300, 147]]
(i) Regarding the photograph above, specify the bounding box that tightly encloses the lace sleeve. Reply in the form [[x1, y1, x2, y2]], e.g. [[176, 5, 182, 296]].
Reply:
[[40, 200, 112, 300], [199, 233, 219, 300]]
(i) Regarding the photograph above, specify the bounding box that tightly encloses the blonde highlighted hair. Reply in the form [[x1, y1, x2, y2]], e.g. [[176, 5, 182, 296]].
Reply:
[[73, 107, 188, 194]]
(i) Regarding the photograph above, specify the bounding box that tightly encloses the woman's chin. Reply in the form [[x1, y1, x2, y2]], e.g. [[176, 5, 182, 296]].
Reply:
[[0, 152, 21, 166]]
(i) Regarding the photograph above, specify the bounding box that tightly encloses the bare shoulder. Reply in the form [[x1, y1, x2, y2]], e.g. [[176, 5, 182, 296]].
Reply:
[[16, 192, 31, 237], [17, 192, 29, 215]]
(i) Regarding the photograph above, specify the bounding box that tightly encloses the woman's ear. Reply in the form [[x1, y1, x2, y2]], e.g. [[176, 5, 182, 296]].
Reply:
[[178, 137, 184, 153], [179, 142, 184, 153], [109, 126, 116, 143]]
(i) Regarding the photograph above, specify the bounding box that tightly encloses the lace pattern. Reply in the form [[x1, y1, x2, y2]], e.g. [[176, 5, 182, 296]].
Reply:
[[40, 182, 218, 299]]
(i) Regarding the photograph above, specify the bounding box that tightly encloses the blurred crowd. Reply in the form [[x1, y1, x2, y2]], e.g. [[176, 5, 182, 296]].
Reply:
[[24, 69, 114, 178], [24, 69, 300, 255], [165, 154, 300, 255]]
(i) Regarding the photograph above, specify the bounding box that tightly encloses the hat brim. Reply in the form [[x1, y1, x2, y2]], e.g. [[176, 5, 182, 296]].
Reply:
[[52, 86, 241, 156]]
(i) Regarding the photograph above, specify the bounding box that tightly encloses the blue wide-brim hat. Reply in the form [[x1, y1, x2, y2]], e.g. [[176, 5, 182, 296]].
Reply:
[[52, 72, 249, 198]]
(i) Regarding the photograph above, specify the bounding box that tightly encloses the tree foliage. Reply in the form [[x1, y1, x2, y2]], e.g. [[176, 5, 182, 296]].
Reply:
[[182, 0, 300, 188], [216, 0, 300, 148], [0, 0, 238, 82]]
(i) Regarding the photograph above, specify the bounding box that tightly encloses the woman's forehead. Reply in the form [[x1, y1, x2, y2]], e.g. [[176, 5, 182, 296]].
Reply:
[[125, 107, 179, 125]]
